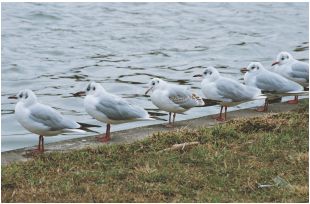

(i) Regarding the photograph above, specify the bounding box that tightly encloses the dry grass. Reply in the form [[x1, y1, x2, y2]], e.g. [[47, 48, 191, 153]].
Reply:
[[1, 100, 309, 202]]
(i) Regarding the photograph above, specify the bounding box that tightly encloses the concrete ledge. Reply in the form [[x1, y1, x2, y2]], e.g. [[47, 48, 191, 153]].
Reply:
[[1, 100, 306, 165]]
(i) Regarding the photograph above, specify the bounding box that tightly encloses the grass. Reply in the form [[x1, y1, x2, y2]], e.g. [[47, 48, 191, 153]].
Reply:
[[2, 100, 309, 202]]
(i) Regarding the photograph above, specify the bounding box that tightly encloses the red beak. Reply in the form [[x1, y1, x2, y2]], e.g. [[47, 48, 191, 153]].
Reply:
[[145, 87, 152, 95], [272, 61, 279, 66], [73, 91, 86, 97], [8, 95, 18, 99], [240, 68, 248, 74]]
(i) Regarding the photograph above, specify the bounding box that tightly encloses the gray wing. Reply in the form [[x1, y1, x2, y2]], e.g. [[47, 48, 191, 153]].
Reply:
[[256, 72, 302, 92], [29, 104, 79, 131], [95, 94, 148, 120], [216, 78, 259, 102], [291, 62, 309, 81], [167, 86, 199, 109]]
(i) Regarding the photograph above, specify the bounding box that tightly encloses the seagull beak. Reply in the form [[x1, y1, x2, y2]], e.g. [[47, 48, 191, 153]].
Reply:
[[193, 74, 203, 77], [240, 67, 248, 73], [73, 91, 86, 97], [145, 87, 153, 95], [8, 95, 18, 99], [271, 61, 279, 66]]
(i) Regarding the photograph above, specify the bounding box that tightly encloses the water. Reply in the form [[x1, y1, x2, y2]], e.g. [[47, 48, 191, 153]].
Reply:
[[1, 2, 309, 152]]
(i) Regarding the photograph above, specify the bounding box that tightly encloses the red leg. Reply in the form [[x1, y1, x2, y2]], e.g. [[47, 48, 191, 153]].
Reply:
[[214, 106, 225, 121], [168, 112, 171, 124], [256, 98, 268, 112], [212, 106, 223, 119], [287, 96, 298, 104], [40, 136, 44, 153], [26, 135, 44, 155], [38, 136, 41, 151], [224, 106, 227, 121], [173, 113, 176, 125], [96, 124, 111, 143], [165, 112, 174, 128]]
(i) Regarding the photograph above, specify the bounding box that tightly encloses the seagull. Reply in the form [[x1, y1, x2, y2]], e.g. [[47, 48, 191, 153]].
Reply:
[[241, 62, 304, 111], [194, 66, 265, 121], [80, 82, 153, 142], [10, 89, 85, 153], [145, 78, 204, 127], [271, 51, 309, 103]]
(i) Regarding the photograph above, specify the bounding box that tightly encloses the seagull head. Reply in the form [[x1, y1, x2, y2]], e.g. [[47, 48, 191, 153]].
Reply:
[[14, 89, 37, 105], [241, 62, 264, 74], [145, 78, 166, 95], [194, 66, 220, 82], [272, 51, 293, 66], [85, 82, 104, 96]]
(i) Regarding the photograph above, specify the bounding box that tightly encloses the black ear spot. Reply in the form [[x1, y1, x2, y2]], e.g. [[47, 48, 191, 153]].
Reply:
[[93, 87, 96, 91], [25, 92, 28, 99], [209, 71, 212, 75], [86, 84, 91, 91]]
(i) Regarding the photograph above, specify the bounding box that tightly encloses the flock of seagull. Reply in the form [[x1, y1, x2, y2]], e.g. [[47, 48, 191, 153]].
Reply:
[[9, 51, 309, 153]]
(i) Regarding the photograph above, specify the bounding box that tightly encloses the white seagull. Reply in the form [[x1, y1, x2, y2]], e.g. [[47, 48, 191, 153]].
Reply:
[[11, 89, 85, 153], [145, 78, 204, 127], [241, 62, 304, 111], [82, 82, 153, 142], [271, 51, 309, 103], [194, 66, 265, 121]]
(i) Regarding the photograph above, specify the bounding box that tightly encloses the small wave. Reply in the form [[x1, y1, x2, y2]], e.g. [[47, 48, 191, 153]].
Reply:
[[29, 12, 62, 21]]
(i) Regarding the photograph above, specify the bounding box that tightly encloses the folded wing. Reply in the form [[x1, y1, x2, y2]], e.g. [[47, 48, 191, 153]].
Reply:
[[291, 62, 309, 81], [216, 78, 261, 102], [167, 86, 203, 109], [95, 94, 148, 121], [29, 104, 80, 131]]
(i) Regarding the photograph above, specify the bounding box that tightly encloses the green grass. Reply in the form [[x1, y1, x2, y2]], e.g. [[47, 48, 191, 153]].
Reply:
[[2, 100, 309, 202]]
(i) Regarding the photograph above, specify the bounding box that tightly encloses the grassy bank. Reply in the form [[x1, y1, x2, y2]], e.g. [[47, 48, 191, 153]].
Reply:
[[2, 101, 309, 202]]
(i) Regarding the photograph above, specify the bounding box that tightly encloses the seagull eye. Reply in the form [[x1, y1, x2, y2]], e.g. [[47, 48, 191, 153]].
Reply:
[[203, 71, 207, 75], [93, 87, 96, 91], [19, 93, 23, 98], [152, 82, 155, 86], [251, 66, 255, 69], [209, 71, 212, 75], [86, 85, 91, 91], [25, 93, 28, 99], [281, 57, 285, 60]]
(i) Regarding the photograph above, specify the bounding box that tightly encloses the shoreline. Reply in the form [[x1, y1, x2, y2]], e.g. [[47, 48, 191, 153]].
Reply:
[[1, 99, 306, 165]]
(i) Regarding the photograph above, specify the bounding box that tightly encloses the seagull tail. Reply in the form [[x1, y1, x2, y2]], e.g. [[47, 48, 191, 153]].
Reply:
[[191, 93, 206, 106], [199, 98, 222, 107], [77, 122, 101, 134], [77, 122, 101, 128]]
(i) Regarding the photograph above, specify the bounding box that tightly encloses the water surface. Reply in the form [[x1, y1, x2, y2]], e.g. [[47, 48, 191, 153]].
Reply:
[[2, 3, 309, 151]]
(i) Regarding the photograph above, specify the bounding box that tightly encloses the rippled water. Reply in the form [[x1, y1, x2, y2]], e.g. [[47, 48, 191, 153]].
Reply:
[[2, 3, 309, 152]]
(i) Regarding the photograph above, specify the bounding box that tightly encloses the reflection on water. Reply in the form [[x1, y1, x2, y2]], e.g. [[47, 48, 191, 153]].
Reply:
[[1, 2, 309, 151]]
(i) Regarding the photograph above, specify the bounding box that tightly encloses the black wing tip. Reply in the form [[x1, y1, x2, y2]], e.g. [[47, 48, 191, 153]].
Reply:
[[77, 122, 101, 128], [201, 98, 222, 107]]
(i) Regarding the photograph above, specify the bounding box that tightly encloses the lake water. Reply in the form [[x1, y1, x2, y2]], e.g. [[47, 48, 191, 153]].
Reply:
[[1, 2, 309, 152]]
